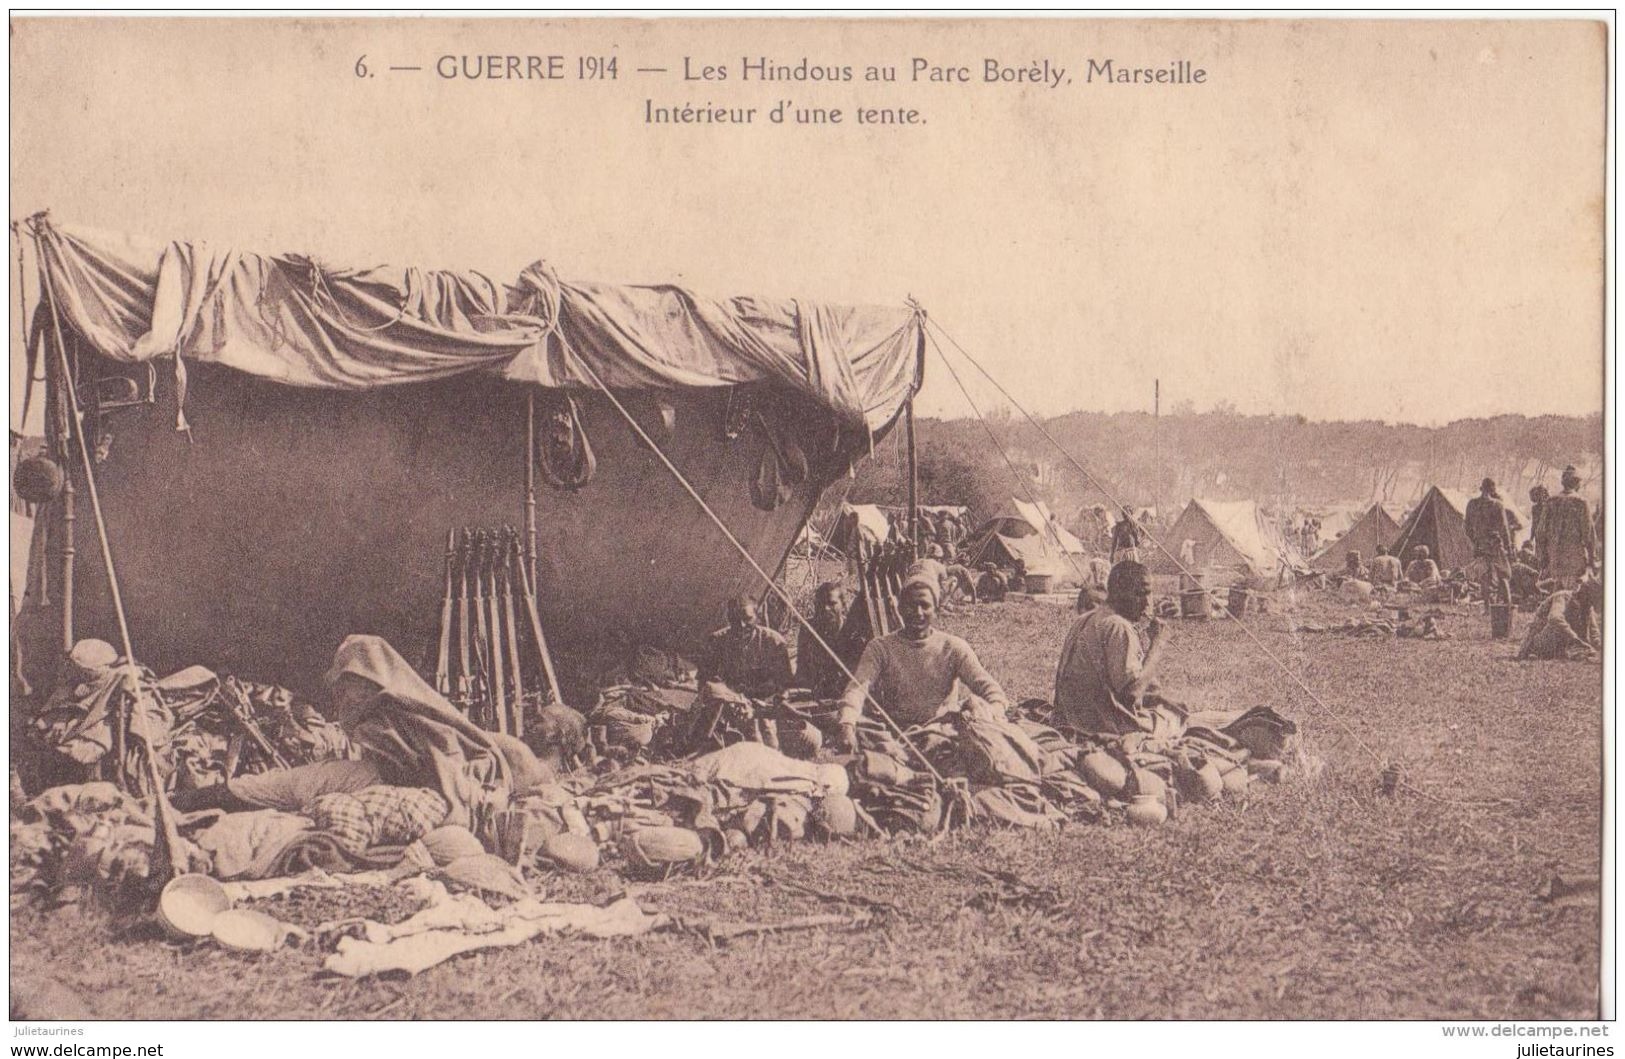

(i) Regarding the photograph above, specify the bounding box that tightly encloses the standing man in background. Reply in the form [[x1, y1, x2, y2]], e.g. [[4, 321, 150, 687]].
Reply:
[[1537, 466, 1596, 589], [1465, 478, 1514, 633], [1111, 507, 1145, 564]]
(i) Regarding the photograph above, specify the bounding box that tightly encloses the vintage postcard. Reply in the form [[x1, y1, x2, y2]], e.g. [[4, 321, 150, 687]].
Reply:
[[5, 12, 1610, 1046]]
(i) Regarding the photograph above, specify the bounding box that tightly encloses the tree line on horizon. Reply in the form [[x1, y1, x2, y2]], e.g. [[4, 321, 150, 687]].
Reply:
[[822, 408, 1603, 532]]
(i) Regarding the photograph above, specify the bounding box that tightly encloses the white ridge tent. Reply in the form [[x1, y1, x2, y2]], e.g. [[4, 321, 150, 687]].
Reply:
[[1150, 498, 1302, 585], [966, 497, 1087, 583]]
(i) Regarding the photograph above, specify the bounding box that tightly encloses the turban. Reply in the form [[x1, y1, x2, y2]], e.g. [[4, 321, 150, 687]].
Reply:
[[900, 567, 940, 605]]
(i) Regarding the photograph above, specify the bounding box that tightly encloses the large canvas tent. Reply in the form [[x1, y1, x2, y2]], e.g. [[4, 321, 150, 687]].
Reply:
[[14, 217, 925, 690], [1150, 499, 1300, 584], [1309, 502, 1401, 571], [1390, 486, 1475, 572], [966, 497, 1087, 582]]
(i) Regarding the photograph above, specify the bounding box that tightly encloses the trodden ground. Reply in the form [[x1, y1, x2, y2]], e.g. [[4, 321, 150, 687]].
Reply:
[[10, 589, 1603, 1019]]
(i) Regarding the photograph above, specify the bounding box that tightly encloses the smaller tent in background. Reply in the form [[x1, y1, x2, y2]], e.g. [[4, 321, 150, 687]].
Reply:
[[1309, 502, 1402, 571], [1391, 486, 1474, 572], [1150, 499, 1301, 586], [965, 497, 1087, 583], [828, 503, 895, 555], [970, 498, 1086, 553], [1302, 501, 1370, 544]]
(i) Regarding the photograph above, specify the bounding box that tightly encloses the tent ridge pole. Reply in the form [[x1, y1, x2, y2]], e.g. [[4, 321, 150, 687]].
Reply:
[[905, 397, 918, 552]]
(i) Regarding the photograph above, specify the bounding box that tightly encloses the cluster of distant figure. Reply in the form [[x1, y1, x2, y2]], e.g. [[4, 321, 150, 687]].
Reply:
[[1284, 515, 1323, 557], [1074, 504, 1162, 562], [1330, 466, 1600, 660], [839, 464, 1601, 665]]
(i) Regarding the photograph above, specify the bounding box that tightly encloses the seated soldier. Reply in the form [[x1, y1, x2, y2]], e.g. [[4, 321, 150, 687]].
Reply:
[[943, 562, 979, 604], [1517, 579, 1601, 660], [835, 571, 1009, 751], [975, 563, 1008, 603], [1405, 546, 1442, 588], [1368, 544, 1402, 588], [1342, 550, 1368, 582], [1053, 561, 1240, 738], [794, 581, 865, 700], [698, 596, 793, 701]]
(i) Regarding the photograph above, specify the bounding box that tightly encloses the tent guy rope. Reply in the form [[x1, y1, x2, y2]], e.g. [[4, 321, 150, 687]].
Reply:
[[920, 326, 1090, 586], [549, 322, 947, 785]]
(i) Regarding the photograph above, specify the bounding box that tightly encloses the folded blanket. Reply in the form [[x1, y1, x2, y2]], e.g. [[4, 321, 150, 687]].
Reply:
[[192, 810, 313, 880]]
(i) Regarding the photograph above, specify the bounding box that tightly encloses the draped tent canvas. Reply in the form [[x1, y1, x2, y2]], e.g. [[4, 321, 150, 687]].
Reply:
[[14, 217, 925, 691], [29, 220, 921, 432]]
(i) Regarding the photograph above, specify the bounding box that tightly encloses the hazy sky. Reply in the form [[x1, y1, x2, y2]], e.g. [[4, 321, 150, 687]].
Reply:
[[9, 16, 1607, 427]]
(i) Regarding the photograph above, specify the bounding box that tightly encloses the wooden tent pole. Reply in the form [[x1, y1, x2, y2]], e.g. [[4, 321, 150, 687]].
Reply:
[[35, 231, 187, 879], [1153, 379, 1161, 523], [525, 391, 538, 592], [905, 397, 918, 552], [37, 258, 130, 659], [45, 317, 74, 652], [907, 318, 925, 552]]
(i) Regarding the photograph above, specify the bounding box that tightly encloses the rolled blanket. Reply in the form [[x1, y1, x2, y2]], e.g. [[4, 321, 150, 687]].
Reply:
[[310, 786, 448, 858], [264, 832, 406, 878]]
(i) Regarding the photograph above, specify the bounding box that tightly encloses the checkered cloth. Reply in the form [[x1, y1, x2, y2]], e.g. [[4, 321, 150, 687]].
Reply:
[[310, 793, 373, 857], [355, 786, 448, 846], [310, 786, 449, 857]]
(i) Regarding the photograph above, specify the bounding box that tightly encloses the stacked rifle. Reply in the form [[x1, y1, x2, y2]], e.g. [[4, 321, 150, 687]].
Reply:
[[854, 539, 915, 637], [435, 527, 562, 736]]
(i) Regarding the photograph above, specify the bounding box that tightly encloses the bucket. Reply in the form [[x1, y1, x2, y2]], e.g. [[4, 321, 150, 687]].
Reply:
[[1024, 573, 1054, 594], [1489, 604, 1512, 639], [1180, 590, 1210, 619], [1227, 586, 1251, 618]]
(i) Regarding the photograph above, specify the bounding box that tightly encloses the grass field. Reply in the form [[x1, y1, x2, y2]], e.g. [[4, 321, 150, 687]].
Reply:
[[10, 590, 1604, 1020]]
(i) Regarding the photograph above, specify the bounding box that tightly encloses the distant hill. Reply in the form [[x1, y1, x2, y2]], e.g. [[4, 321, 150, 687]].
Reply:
[[825, 410, 1603, 532]]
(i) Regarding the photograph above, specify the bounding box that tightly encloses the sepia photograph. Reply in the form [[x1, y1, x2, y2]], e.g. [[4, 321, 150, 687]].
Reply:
[[4, 11, 1612, 1042]]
